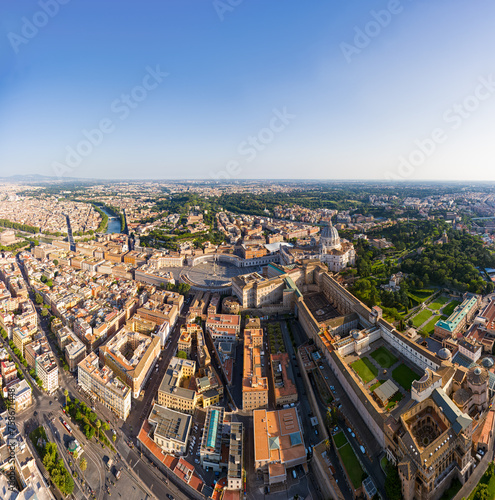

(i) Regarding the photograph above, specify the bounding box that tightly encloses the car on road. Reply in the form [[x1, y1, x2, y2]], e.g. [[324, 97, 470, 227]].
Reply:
[[360, 445, 366, 454], [351, 432, 356, 438], [166, 494, 174, 500]]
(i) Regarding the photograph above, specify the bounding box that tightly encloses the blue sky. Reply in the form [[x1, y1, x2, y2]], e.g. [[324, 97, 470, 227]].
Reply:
[[1, 0, 495, 180]]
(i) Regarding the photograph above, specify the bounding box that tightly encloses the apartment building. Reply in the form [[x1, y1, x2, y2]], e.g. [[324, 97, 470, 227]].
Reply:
[[157, 357, 198, 414], [206, 314, 240, 335], [12, 327, 34, 357], [99, 329, 161, 398], [271, 353, 298, 407], [178, 330, 192, 356], [200, 406, 225, 472], [228, 422, 243, 490], [65, 337, 87, 372], [3, 379, 32, 412], [242, 328, 268, 411], [253, 408, 307, 484], [78, 352, 131, 420], [36, 352, 59, 394], [148, 403, 192, 455]]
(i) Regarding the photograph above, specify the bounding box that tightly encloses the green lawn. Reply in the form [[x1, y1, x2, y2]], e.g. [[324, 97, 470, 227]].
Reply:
[[421, 315, 440, 335], [468, 464, 495, 500], [408, 288, 436, 304], [386, 391, 403, 410], [429, 296, 450, 310], [339, 443, 364, 489], [442, 300, 461, 317], [351, 357, 378, 384], [412, 309, 433, 328], [333, 431, 347, 448], [392, 365, 421, 391], [371, 346, 398, 368]]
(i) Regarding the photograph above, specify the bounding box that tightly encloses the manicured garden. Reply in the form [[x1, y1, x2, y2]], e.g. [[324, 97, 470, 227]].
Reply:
[[408, 289, 436, 304], [429, 296, 450, 310], [371, 346, 398, 368], [339, 443, 364, 489], [392, 364, 421, 391], [351, 357, 378, 384], [333, 431, 347, 448], [421, 315, 441, 336], [412, 309, 433, 328], [468, 462, 495, 500], [386, 391, 403, 410], [442, 300, 461, 317]]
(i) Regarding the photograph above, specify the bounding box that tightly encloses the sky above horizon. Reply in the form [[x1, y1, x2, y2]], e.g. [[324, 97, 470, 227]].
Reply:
[[1, 0, 495, 181]]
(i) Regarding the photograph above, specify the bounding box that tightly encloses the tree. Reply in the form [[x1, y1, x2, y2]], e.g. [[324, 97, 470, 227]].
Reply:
[[95, 419, 101, 438], [73, 450, 78, 460], [475, 484, 489, 500], [80, 457, 87, 471], [64, 389, 69, 404], [384, 464, 402, 500], [41, 308, 49, 317], [177, 350, 187, 359], [112, 434, 117, 442], [487, 461, 494, 477], [53, 259, 59, 266], [102, 421, 110, 431], [35, 293, 43, 305]]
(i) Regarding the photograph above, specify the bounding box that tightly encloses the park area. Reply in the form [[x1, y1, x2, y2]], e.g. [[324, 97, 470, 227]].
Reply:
[[412, 309, 433, 328], [338, 443, 364, 490], [429, 296, 450, 310], [371, 346, 398, 368], [407, 295, 461, 336], [468, 462, 495, 500], [392, 364, 421, 391], [351, 357, 378, 384], [442, 300, 461, 316], [333, 431, 347, 448]]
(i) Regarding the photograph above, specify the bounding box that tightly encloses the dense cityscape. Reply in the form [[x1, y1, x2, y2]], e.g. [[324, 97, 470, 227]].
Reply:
[[0, 180, 493, 500], [3, 1, 495, 499]]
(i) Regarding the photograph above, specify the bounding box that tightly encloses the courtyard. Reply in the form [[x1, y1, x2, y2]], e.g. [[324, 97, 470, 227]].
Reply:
[[345, 339, 423, 415]]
